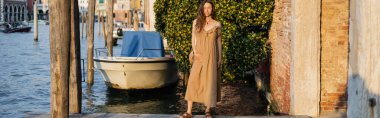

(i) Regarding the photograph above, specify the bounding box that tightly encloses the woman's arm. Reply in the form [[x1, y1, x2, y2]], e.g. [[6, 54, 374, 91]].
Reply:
[[189, 20, 197, 65], [191, 19, 197, 54]]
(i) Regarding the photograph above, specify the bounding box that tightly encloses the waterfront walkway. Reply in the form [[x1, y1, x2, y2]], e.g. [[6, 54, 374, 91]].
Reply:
[[26, 113, 311, 118]]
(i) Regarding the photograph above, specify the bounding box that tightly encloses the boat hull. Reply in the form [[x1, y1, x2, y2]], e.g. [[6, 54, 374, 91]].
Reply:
[[94, 57, 178, 90], [3, 26, 32, 33]]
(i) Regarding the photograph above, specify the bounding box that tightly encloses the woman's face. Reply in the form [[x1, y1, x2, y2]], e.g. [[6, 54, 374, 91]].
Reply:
[[203, 3, 212, 17]]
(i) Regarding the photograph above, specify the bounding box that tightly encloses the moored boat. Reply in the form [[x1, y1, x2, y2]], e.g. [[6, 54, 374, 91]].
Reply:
[[94, 31, 178, 90], [1, 23, 32, 33]]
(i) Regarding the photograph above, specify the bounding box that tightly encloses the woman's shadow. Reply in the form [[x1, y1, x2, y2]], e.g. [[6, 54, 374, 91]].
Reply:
[[329, 74, 380, 118]]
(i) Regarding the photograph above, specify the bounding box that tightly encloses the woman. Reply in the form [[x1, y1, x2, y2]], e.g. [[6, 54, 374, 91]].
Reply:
[[181, 0, 222, 118]]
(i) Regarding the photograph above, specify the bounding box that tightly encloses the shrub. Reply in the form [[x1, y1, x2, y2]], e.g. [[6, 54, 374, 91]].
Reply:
[[154, 0, 274, 81]]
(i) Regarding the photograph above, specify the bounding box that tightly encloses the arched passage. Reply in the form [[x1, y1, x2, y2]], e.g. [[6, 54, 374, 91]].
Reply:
[[21, 6, 25, 21], [18, 6, 21, 21], [9, 5, 13, 22], [13, 6, 17, 22], [38, 9, 43, 20]]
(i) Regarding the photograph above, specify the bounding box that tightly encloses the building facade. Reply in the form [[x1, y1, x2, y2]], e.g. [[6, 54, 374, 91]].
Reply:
[[25, 0, 48, 21], [110, 0, 142, 28], [1, 0, 3, 22], [1, 0, 28, 23], [35, 0, 48, 20], [26, 0, 32, 20], [79, 0, 88, 13], [113, 0, 130, 23]]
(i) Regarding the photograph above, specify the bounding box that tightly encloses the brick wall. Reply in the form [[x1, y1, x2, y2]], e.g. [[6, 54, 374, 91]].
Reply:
[[320, 0, 349, 113], [268, 0, 291, 114]]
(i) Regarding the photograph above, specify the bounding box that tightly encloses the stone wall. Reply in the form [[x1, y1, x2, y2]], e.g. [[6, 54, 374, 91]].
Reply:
[[290, 0, 321, 116], [270, 0, 321, 116]]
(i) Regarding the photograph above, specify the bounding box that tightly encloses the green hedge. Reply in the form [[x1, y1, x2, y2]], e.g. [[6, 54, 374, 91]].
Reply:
[[154, 0, 274, 81]]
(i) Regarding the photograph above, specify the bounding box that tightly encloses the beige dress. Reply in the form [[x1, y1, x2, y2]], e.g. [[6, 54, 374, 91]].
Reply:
[[185, 19, 222, 107]]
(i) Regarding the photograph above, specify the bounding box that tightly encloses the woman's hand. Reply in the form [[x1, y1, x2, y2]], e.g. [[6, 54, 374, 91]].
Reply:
[[189, 51, 194, 65]]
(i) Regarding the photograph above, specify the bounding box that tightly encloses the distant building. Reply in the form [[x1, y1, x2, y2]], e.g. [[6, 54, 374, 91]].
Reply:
[[97, 0, 142, 28], [96, 0, 105, 11], [1, 0, 28, 23], [0, 0, 2, 22], [113, 0, 130, 24], [36, 0, 48, 20], [79, 0, 88, 13], [26, 0, 33, 21], [25, 0, 47, 21]]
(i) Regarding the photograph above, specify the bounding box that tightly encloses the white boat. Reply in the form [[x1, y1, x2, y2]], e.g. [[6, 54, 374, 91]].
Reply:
[[94, 31, 178, 90], [94, 56, 177, 89]]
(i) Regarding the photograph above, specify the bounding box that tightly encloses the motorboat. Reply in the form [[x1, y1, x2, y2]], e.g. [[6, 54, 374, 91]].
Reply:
[[1, 23, 31, 33], [94, 31, 178, 90]]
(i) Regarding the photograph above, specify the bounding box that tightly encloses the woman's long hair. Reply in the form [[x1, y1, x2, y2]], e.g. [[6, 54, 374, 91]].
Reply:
[[195, 0, 216, 32]]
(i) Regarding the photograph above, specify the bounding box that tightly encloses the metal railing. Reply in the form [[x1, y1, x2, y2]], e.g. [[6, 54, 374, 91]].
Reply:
[[95, 47, 174, 60], [95, 48, 108, 57], [136, 48, 174, 60], [136, 48, 162, 60]]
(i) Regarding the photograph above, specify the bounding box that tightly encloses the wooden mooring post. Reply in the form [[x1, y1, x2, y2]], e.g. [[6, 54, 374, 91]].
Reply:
[[98, 11, 101, 36], [69, 0, 82, 113], [101, 12, 108, 47], [133, 10, 138, 31], [81, 13, 85, 39], [86, 0, 96, 85], [33, 0, 38, 41], [106, 0, 113, 56], [49, 0, 71, 117]]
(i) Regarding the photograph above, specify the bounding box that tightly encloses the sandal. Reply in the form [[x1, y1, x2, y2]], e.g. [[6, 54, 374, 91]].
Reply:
[[205, 111, 213, 118], [180, 112, 193, 118]]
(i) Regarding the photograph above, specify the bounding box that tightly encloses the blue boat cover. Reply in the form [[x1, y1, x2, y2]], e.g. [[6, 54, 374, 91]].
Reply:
[[120, 31, 164, 57]]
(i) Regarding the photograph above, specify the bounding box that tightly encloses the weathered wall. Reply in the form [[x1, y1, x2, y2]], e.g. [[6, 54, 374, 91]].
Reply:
[[269, 0, 292, 114], [348, 0, 380, 118], [320, 0, 349, 113], [290, 0, 321, 116], [270, 0, 321, 116]]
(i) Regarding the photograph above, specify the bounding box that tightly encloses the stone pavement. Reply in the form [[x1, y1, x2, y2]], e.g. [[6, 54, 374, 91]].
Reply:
[[26, 113, 311, 118]]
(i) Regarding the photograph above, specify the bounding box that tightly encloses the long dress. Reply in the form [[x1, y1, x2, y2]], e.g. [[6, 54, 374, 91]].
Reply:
[[185, 19, 222, 107]]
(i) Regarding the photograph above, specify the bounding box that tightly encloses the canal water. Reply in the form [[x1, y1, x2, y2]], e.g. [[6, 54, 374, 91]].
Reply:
[[0, 24, 187, 117]]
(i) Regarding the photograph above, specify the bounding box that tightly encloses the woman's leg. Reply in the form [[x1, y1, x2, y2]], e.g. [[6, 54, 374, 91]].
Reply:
[[205, 106, 211, 112], [205, 106, 213, 118], [180, 101, 193, 118], [187, 100, 193, 114]]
